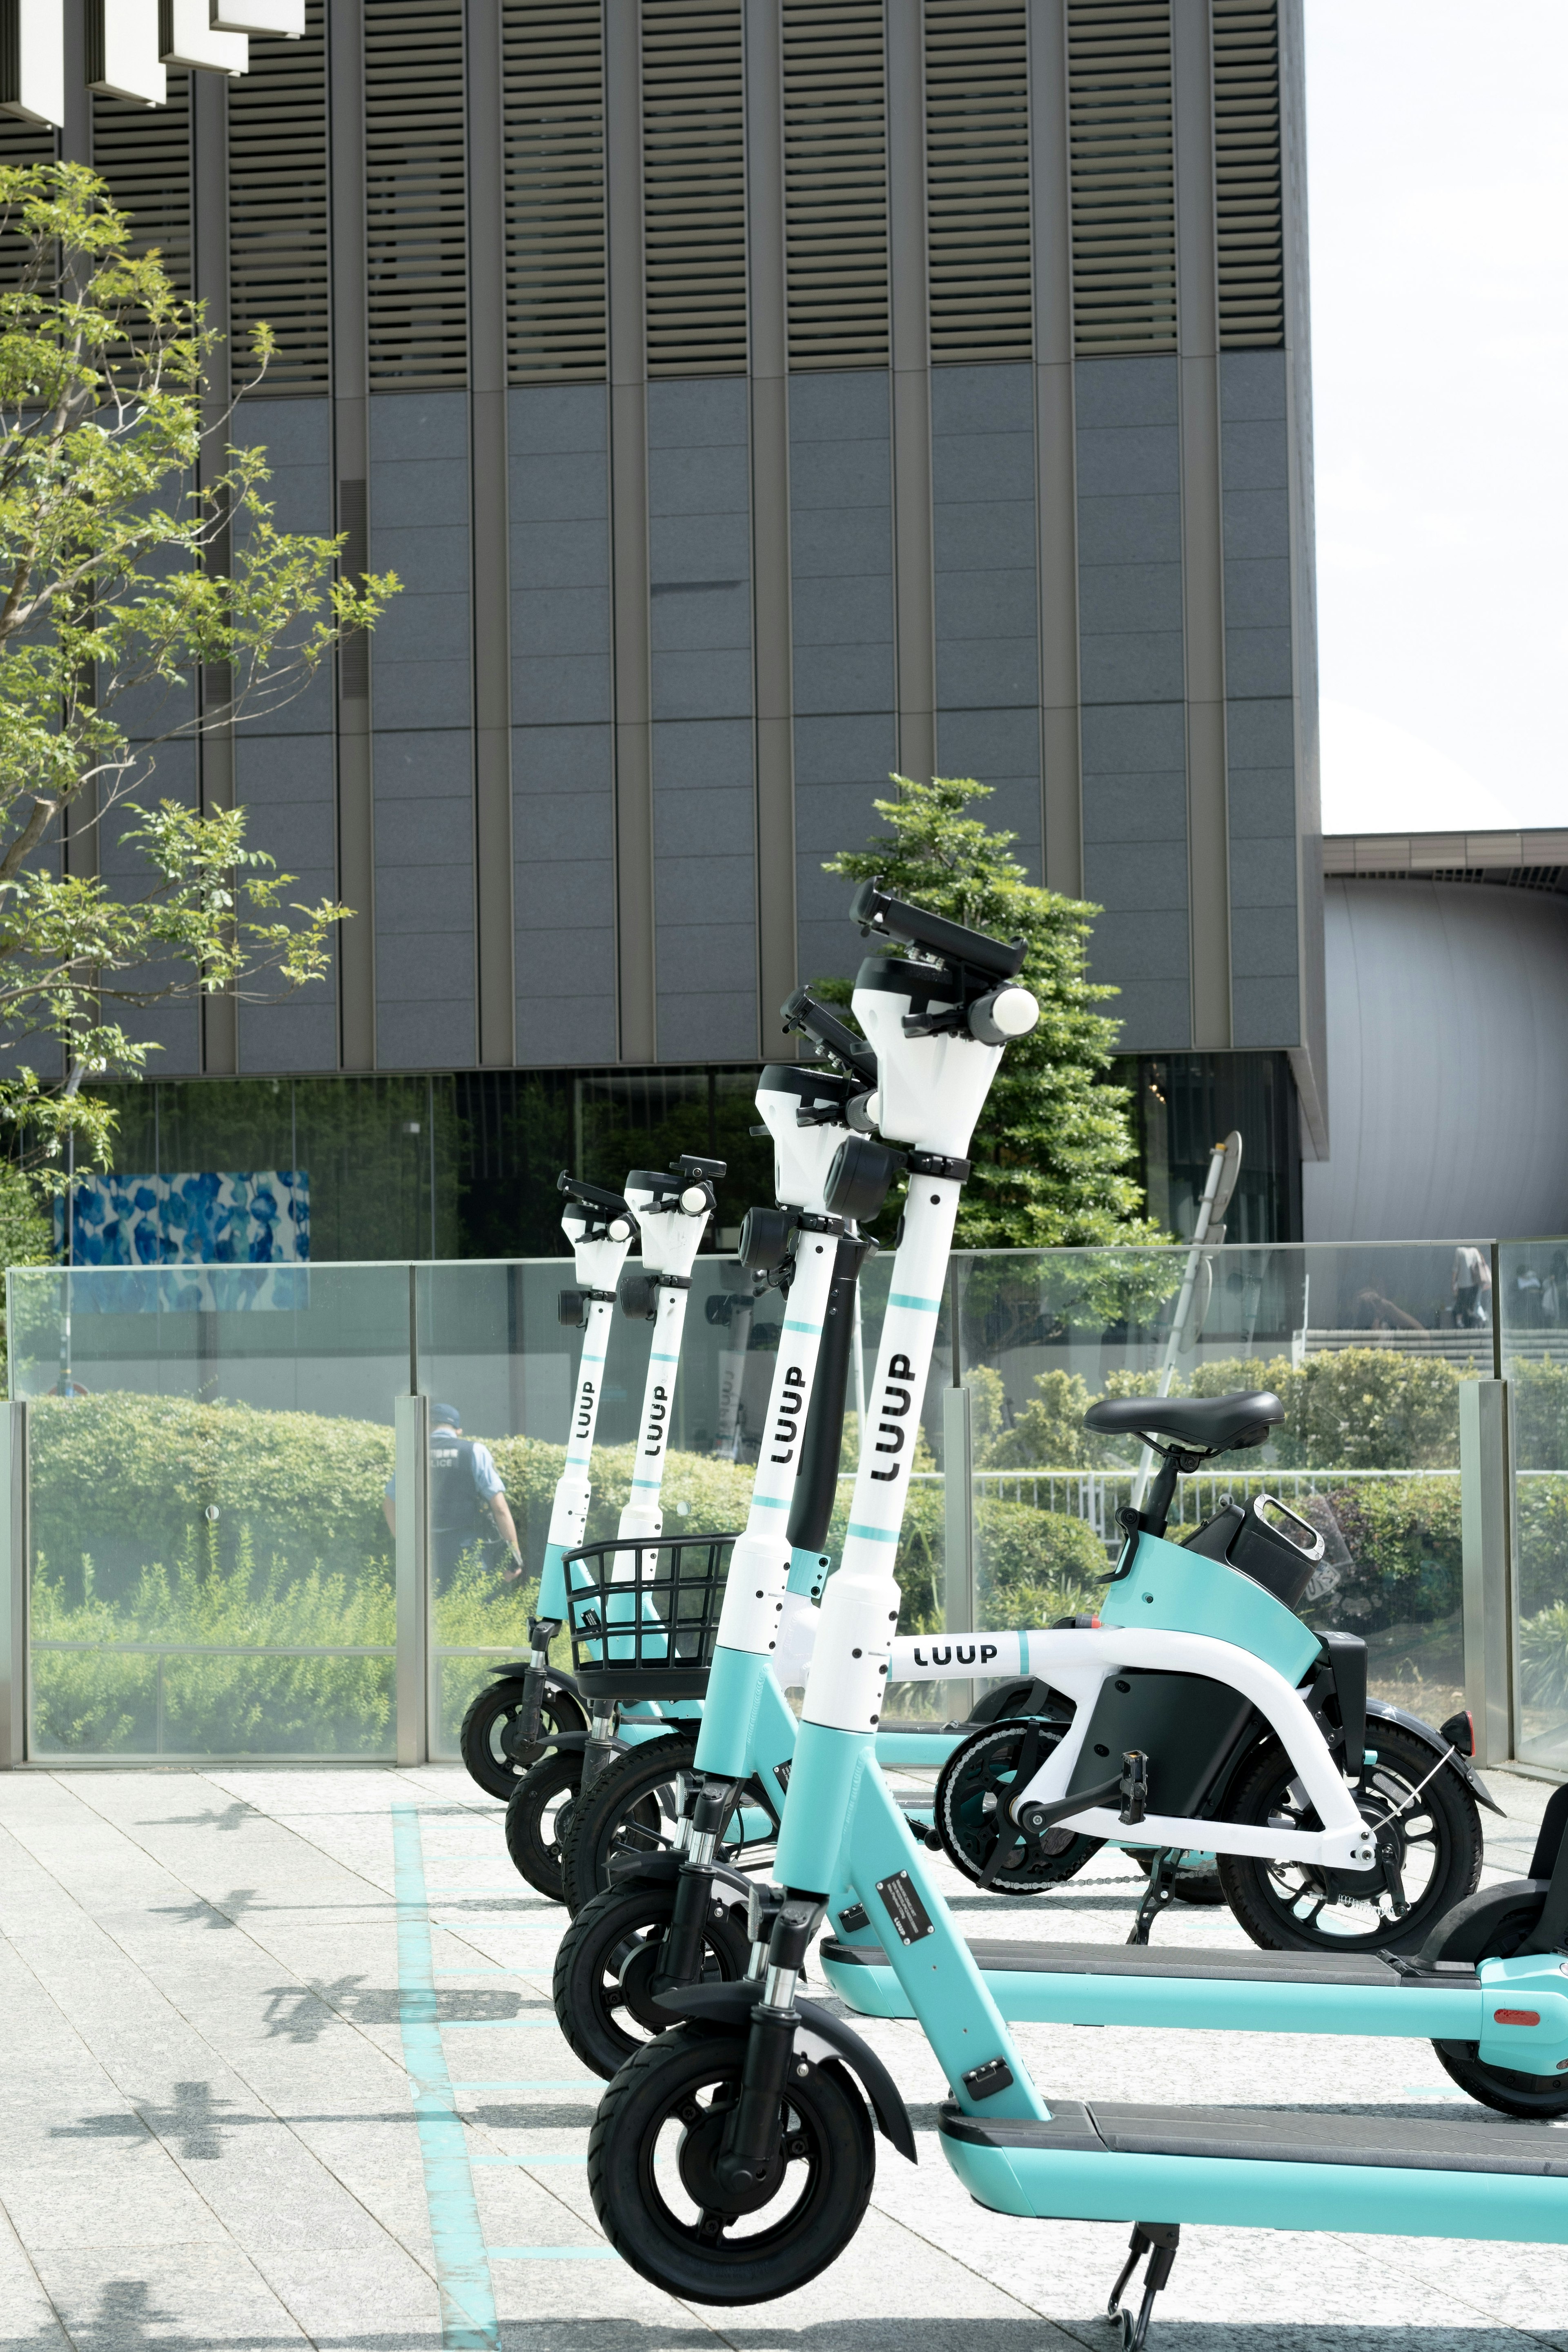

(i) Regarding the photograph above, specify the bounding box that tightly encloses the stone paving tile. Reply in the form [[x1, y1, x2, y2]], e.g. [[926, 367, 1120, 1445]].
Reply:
[[1, 1761, 1565, 2352]]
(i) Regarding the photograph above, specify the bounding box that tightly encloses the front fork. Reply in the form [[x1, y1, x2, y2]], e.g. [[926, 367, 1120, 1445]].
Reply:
[[517, 1617, 562, 1745], [654, 1778, 744, 1992], [712, 1896, 822, 2203]]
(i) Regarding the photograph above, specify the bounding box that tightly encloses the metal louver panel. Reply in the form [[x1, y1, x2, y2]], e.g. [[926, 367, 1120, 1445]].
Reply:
[[1213, 0, 1282, 348], [503, 0, 606, 382], [0, 113, 56, 296], [92, 69, 192, 307], [924, 0, 1031, 364], [364, 0, 468, 390], [782, 0, 887, 371], [641, 0, 746, 379], [1067, 0, 1175, 354], [227, 0, 328, 393]]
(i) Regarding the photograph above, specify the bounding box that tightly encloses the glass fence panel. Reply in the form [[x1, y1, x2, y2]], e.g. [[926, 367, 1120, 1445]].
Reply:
[[11, 1262, 410, 1760], [953, 1240, 1487, 1724], [8, 1231, 1504, 1765], [1498, 1237, 1568, 1768], [418, 1255, 800, 1754]]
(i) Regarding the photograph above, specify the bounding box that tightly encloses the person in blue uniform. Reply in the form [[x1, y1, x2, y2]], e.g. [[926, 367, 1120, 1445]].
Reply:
[[382, 1403, 523, 1590]]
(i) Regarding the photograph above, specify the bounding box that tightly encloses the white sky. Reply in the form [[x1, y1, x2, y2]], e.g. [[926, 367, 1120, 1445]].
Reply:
[[1304, 0, 1568, 833]]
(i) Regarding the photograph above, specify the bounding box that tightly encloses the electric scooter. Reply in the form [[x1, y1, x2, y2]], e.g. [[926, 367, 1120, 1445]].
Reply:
[[554, 997, 1081, 2071], [503, 1154, 724, 1897], [458, 1173, 639, 1797], [587, 882, 1568, 2336]]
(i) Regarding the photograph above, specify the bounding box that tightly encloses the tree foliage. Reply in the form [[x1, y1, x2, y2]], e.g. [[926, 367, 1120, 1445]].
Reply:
[[820, 775, 1162, 1245], [0, 163, 395, 1174]]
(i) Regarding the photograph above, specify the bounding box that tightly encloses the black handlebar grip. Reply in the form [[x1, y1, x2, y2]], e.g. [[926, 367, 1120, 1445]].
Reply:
[[787, 1232, 874, 1555]]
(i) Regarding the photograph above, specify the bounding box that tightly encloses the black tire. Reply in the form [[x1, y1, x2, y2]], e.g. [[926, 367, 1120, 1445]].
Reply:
[[458, 1675, 585, 1801], [1427, 1884, 1568, 2118], [587, 2025, 875, 2304], [562, 1736, 780, 1914], [1129, 1846, 1225, 1906], [504, 1748, 584, 1902], [1216, 1724, 1482, 1955], [935, 1718, 1102, 1894], [554, 1880, 753, 2078]]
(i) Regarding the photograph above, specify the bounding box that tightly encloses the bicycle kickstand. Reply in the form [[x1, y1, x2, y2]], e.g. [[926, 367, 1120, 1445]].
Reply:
[[1127, 1847, 1183, 1947], [1106, 2221, 1180, 2349]]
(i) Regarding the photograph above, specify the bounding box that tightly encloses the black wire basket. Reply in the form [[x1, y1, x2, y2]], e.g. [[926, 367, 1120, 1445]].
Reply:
[[563, 1530, 739, 1702]]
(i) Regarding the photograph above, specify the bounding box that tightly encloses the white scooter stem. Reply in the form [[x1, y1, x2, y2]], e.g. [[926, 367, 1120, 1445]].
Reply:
[[704, 1050, 876, 1670], [615, 1158, 724, 1547], [545, 1178, 640, 1562], [793, 889, 1038, 1740]]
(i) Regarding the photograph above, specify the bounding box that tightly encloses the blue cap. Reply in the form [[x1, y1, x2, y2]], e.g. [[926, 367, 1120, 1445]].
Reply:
[[432, 1401, 461, 1426]]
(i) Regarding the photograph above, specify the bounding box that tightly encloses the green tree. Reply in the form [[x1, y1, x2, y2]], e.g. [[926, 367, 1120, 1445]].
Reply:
[[822, 775, 1163, 1245], [0, 162, 394, 1175]]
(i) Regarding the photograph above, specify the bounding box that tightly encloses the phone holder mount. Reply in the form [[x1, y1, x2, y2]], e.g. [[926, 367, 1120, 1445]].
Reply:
[[557, 1169, 640, 1302], [849, 879, 1039, 1047]]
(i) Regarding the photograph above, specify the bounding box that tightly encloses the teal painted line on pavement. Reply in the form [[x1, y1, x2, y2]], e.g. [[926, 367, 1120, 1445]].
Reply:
[[847, 1521, 900, 1544], [486, 2248, 617, 2262], [392, 1804, 500, 2352], [887, 1291, 941, 1312]]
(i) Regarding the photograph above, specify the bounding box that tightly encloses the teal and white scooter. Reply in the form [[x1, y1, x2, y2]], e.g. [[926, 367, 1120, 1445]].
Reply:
[[502, 1154, 724, 1897], [553, 998, 1072, 2067], [458, 1173, 640, 1797], [588, 884, 1568, 2339]]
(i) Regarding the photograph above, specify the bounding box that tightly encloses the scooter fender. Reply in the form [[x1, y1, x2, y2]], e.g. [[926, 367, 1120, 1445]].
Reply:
[[604, 1849, 755, 1907], [653, 1980, 917, 2163], [514, 1728, 630, 1762], [485, 1662, 534, 1682], [1365, 1699, 1503, 1815]]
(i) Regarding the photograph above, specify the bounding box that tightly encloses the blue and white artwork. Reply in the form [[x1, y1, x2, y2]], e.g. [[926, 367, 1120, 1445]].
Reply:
[[56, 1171, 310, 1312]]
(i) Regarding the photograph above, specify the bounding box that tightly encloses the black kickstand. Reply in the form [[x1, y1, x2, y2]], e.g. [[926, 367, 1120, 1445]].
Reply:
[[1127, 1848, 1182, 1947], [1107, 2222, 1180, 2348]]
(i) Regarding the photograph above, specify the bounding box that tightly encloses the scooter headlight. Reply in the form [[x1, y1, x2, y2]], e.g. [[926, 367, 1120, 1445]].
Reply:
[[968, 984, 1039, 1045]]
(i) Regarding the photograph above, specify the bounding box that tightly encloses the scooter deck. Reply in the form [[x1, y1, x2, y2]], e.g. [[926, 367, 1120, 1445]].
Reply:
[[820, 1936, 1485, 2037], [825, 1936, 1451, 1984], [938, 2097, 1568, 2239]]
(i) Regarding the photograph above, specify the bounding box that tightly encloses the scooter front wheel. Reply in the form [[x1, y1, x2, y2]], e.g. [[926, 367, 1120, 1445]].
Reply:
[[504, 1749, 583, 1902], [554, 1880, 753, 2078], [587, 2025, 875, 2304], [459, 1675, 585, 1800], [563, 1735, 779, 1913]]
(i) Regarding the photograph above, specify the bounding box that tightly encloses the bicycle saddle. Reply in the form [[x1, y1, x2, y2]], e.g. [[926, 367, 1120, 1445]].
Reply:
[[1082, 1390, 1283, 1456]]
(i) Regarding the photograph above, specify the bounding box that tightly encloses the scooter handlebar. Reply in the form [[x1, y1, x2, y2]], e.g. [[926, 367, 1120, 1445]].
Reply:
[[849, 878, 1027, 984], [780, 986, 878, 1084], [557, 1171, 634, 1218]]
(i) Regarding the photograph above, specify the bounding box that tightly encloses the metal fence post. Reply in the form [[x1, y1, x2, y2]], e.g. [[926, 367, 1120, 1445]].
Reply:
[[942, 1384, 976, 1635], [395, 1391, 429, 1766], [1461, 1376, 1512, 1767], [0, 1402, 25, 1766]]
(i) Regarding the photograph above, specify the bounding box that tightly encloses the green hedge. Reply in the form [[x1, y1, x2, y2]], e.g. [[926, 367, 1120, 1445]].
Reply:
[[23, 1376, 1483, 1753]]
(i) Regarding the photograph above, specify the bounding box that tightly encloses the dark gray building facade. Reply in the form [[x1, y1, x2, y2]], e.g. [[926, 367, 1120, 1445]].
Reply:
[[11, 0, 1322, 1252]]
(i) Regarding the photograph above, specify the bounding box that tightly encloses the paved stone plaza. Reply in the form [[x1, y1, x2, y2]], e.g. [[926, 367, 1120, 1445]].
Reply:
[[0, 1761, 1564, 2351]]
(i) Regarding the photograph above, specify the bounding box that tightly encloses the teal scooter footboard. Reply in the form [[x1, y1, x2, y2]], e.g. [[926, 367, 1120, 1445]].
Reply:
[[816, 1952, 1483, 2039], [938, 2136, 1568, 2241]]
